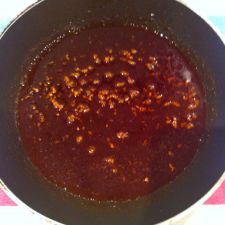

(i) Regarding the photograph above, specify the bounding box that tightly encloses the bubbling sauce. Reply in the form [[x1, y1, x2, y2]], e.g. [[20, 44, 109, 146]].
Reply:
[[17, 26, 206, 201]]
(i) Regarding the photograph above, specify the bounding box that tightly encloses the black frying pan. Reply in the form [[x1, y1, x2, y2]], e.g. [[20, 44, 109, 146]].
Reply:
[[0, 0, 225, 224]]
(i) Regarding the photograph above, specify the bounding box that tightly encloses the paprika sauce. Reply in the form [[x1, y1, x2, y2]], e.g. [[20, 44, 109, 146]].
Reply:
[[17, 26, 206, 201]]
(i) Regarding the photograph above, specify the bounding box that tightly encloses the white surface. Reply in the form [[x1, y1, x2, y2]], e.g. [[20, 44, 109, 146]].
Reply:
[[183, 206, 225, 225], [0, 0, 35, 21], [180, 0, 225, 16]]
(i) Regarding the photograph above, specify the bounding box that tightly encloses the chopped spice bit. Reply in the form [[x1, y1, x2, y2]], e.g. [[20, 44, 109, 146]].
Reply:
[[136, 105, 146, 112], [142, 139, 149, 146], [131, 49, 137, 54], [62, 134, 69, 141], [164, 101, 172, 107], [71, 72, 80, 79], [143, 177, 149, 183], [107, 138, 116, 149], [33, 87, 39, 93], [146, 56, 158, 71], [115, 81, 125, 88], [47, 61, 54, 66], [62, 61, 68, 66], [105, 48, 113, 54], [143, 99, 152, 105], [54, 140, 60, 144], [99, 88, 109, 96], [71, 87, 82, 98], [112, 168, 118, 174], [166, 116, 178, 128], [88, 145, 96, 154], [109, 142, 116, 149], [31, 104, 37, 110], [128, 60, 136, 66], [47, 86, 57, 98], [76, 103, 90, 113], [75, 135, 83, 144], [65, 54, 70, 61], [124, 95, 130, 102], [39, 113, 45, 123], [93, 54, 101, 64], [146, 63, 154, 71], [87, 130, 93, 136], [155, 93, 163, 100], [120, 70, 129, 77], [181, 122, 194, 129], [171, 117, 178, 128], [64, 76, 75, 88], [107, 93, 117, 100], [81, 68, 89, 74], [103, 55, 115, 64], [108, 100, 115, 109], [93, 78, 101, 85], [188, 98, 200, 109], [51, 98, 64, 111], [187, 112, 197, 121], [172, 101, 181, 107], [182, 95, 188, 101], [164, 100, 181, 107], [121, 50, 130, 56], [67, 114, 76, 124], [88, 66, 94, 71], [127, 76, 135, 84], [104, 156, 115, 164], [129, 89, 140, 99], [118, 98, 125, 104], [147, 83, 155, 90], [105, 71, 114, 79], [168, 151, 174, 157], [169, 163, 175, 172], [85, 89, 94, 101], [117, 131, 129, 139], [79, 78, 88, 86]]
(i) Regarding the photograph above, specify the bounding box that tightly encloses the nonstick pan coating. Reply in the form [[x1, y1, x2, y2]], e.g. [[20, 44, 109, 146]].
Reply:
[[0, 0, 225, 224]]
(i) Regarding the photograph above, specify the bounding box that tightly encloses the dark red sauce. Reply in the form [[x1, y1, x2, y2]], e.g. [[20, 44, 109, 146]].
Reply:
[[17, 26, 206, 201]]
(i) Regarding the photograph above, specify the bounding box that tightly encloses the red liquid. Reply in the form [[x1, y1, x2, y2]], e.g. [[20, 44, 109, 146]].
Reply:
[[17, 26, 206, 201]]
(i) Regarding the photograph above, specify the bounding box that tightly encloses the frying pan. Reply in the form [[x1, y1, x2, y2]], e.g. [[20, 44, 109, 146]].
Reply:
[[0, 0, 225, 224]]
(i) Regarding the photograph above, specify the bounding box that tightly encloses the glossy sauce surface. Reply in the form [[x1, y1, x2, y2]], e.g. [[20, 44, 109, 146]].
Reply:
[[17, 26, 206, 201]]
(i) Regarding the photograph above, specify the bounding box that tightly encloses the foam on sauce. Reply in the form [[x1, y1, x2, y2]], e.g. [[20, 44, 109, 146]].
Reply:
[[17, 26, 206, 201]]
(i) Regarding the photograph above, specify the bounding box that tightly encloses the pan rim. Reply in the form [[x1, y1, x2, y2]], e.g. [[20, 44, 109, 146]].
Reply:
[[0, 0, 225, 224]]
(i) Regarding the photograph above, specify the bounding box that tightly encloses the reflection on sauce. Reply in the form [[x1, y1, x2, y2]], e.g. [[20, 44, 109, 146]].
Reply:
[[17, 26, 206, 201]]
